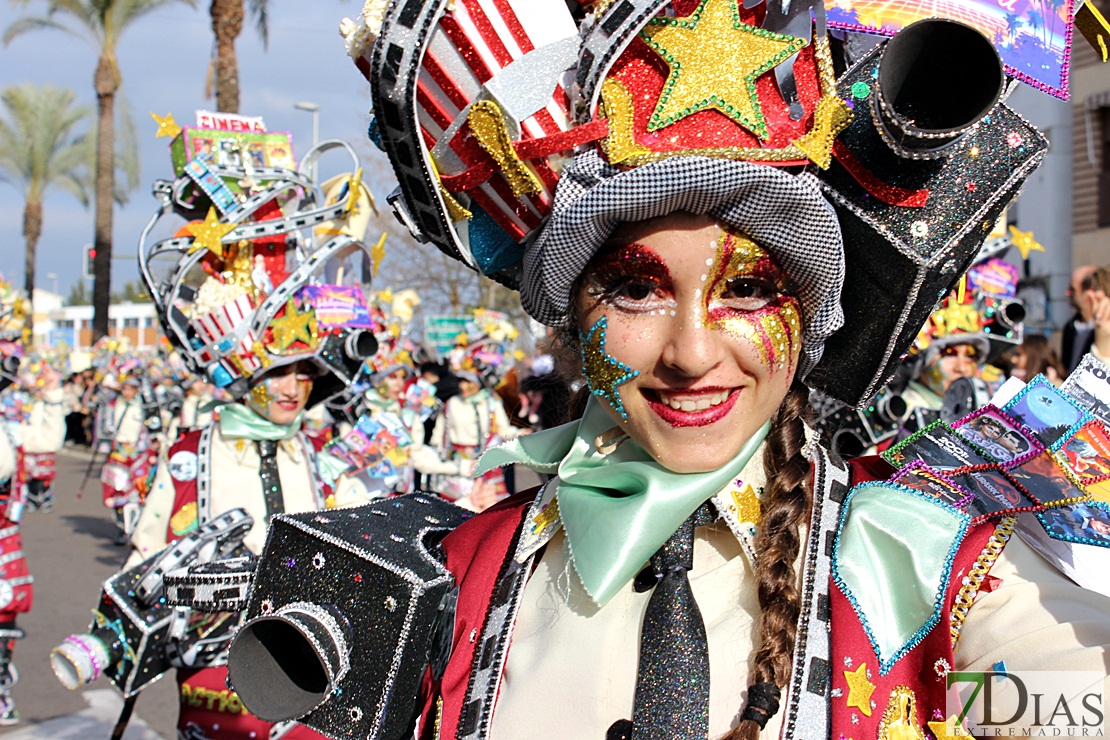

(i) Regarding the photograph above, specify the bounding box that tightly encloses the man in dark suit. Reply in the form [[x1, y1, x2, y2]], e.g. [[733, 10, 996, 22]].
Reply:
[[1062, 264, 1098, 374]]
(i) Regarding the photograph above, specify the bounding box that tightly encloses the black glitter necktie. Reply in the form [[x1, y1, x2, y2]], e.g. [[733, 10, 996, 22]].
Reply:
[[255, 440, 284, 522], [627, 504, 714, 740]]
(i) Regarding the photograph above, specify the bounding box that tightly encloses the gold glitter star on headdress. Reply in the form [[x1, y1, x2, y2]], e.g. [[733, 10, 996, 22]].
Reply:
[[641, 0, 806, 140], [930, 296, 982, 338], [580, 315, 639, 420], [185, 207, 237, 258], [844, 662, 876, 717], [1008, 225, 1045, 259], [150, 111, 181, 139], [267, 298, 319, 352]]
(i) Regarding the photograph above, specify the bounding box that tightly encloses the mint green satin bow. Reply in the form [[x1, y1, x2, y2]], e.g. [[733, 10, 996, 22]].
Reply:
[[217, 403, 302, 441], [480, 397, 768, 606]]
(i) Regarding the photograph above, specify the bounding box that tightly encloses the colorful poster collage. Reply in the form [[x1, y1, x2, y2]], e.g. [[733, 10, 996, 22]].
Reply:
[[324, 413, 413, 481], [883, 364, 1110, 548], [823, 0, 1076, 99]]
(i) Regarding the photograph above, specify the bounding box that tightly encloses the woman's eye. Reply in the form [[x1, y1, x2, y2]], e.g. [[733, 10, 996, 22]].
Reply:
[[720, 278, 783, 310], [590, 276, 672, 312]]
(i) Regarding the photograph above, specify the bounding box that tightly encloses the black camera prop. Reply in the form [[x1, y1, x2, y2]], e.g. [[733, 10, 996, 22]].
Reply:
[[0, 355, 19, 393], [50, 508, 252, 698], [808, 18, 1047, 407], [814, 387, 911, 457], [941, 376, 993, 424], [202, 494, 469, 740]]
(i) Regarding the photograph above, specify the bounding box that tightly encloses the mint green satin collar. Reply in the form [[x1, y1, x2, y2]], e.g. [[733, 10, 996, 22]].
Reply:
[[480, 397, 768, 605], [218, 403, 302, 441]]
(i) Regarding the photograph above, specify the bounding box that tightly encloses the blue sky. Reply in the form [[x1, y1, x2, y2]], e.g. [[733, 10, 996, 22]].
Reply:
[[0, 0, 386, 298]]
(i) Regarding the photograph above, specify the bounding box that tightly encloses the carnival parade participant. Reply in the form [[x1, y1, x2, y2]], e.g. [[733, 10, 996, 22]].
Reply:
[[53, 109, 383, 739], [16, 359, 66, 513], [176, 377, 217, 438], [317, 1, 1110, 738], [98, 373, 155, 542], [428, 311, 528, 510], [0, 332, 64, 724], [317, 289, 464, 498]]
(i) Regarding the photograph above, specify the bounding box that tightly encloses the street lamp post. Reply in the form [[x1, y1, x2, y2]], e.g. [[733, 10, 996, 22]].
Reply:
[[294, 102, 320, 181], [46, 273, 58, 295]]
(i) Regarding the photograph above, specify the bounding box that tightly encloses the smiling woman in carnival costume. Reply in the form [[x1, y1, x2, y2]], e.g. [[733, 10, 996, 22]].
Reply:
[[219, 1, 1109, 738]]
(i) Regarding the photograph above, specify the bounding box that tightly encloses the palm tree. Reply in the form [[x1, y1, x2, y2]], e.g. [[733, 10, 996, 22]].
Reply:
[[0, 83, 91, 340], [209, 0, 268, 112], [5, 0, 195, 341]]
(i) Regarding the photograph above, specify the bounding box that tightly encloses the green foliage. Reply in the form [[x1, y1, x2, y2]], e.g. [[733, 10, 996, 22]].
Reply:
[[65, 279, 151, 305], [65, 279, 88, 306], [0, 83, 92, 206]]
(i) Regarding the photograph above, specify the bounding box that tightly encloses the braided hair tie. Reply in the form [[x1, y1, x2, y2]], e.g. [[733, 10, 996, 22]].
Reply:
[[740, 681, 782, 729]]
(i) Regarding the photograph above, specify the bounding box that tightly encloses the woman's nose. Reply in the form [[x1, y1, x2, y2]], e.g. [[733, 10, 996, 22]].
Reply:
[[659, 307, 723, 379]]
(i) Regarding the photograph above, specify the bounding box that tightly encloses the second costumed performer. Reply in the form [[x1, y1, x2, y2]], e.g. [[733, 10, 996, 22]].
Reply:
[[120, 123, 377, 738]]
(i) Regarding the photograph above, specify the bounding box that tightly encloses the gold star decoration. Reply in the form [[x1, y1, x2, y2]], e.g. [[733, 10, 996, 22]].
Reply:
[[791, 94, 854, 169], [930, 296, 981, 339], [731, 482, 762, 524], [150, 111, 182, 139], [346, 168, 365, 213], [641, 0, 806, 140], [267, 298, 319, 352], [185, 207, 237, 258], [580, 315, 640, 419], [927, 715, 972, 739], [249, 381, 275, 411], [1008, 226, 1045, 260], [372, 231, 387, 278], [844, 662, 876, 717], [531, 499, 560, 536]]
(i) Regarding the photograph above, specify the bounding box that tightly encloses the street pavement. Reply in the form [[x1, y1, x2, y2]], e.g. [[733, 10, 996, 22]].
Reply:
[[2, 444, 545, 739], [1, 446, 176, 739]]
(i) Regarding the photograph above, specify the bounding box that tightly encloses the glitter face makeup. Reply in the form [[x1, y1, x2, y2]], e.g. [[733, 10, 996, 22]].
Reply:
[[575, 212, 798, 474], [247, 362, 313, 425], [580, 315, 641, 419], [705, 227, 802, 375]]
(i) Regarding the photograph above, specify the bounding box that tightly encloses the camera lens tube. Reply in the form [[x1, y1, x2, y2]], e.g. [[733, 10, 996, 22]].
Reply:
[[51, 632, 113, 689]]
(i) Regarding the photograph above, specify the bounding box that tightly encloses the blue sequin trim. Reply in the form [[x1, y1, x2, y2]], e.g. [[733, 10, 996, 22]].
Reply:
[[831, 480, 971, 676], [1035, 499, 1110, 548]]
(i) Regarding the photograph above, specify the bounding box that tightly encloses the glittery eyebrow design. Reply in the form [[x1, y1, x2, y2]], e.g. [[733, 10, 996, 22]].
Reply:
[[704, 228, 802, 374], [585, 242, 675, 297], [580, 315, 640, 419]]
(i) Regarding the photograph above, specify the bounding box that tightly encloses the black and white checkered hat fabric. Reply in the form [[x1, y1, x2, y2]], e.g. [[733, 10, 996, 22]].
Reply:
[[522, 150, 846, 379]]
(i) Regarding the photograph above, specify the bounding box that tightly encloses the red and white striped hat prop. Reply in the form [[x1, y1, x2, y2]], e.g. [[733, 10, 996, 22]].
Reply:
[[139, 134, 381, 403], [344, 0, 611, 285]]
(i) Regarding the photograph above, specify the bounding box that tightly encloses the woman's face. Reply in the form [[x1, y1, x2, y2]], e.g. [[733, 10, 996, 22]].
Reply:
[[459, 379, 480, 398], [575, 212, 801, 473], [379, 369, 408, 401], [923, 342, 980, 394], [247, 362, 313, 425]]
